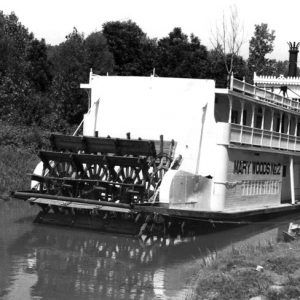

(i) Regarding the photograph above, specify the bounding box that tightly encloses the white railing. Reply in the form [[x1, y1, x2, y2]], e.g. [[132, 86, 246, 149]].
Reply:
[[230, 123, 300, 152], [231, 77, 300, 113]]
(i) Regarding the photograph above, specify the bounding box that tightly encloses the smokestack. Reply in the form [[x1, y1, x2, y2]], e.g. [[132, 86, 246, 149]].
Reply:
[[288, 42, 300, 77]]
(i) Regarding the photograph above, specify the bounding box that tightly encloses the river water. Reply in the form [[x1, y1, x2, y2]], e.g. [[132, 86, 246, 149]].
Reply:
[[0, 199, 299, 300]]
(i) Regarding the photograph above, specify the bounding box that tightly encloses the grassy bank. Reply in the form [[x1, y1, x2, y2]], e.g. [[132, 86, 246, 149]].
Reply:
[[0, 123, 51, 198], [0, 146, 39, 198], [188, 238, 300, 300], [0, 121, 78, 197]]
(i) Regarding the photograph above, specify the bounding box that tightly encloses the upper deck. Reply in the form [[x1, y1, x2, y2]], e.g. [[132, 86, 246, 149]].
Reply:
[[215, 77, 300, 155]]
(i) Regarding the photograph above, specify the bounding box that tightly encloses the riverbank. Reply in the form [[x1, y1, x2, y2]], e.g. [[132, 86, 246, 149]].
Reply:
[[0, 122, 78, 199], [0, 123, 50, 199], [187, 236, 300, 300], [0, 146, 38, 199]]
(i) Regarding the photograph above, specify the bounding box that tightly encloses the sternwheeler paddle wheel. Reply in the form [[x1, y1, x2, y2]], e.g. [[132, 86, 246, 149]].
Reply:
[[13, 133, 179, 235]]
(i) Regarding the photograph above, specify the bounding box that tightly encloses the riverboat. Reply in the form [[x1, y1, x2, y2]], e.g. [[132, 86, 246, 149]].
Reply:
[[12, 43, 300, 235]]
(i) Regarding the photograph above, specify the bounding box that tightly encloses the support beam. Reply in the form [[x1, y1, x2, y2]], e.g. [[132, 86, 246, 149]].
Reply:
[[240, 100, 245, 125], [270, 109, 274, 131], [287, 114, 291, 135], [279, 112, 283, 133], [251, 103, 255, 128], [261, 107, 265, 130], [270, 109, 274, 148], [290, 156, 296, 205], [228, 96, 233, 123], [260, 107, 265, 146]]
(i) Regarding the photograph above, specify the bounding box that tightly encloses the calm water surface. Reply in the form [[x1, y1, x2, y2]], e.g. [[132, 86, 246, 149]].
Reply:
[[0, 199, 299, 300]]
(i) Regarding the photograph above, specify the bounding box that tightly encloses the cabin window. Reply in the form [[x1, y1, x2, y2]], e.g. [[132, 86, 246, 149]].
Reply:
[[242, 109, 247, 125], [231, 110, 238, 124], [275, 113, 280, 132], [282, 165, 287, 177], [255, 108, 263, 128], [281, 114, 285, 133]]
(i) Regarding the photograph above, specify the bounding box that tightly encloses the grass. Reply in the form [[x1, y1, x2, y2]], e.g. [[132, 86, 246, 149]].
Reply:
[[187, 240, 300, 300], [0, 145, 39, 198], [0, 122, 50, 198]]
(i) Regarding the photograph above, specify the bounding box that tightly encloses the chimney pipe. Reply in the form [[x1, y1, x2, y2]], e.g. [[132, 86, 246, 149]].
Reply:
[[288, 42, 300, 77]]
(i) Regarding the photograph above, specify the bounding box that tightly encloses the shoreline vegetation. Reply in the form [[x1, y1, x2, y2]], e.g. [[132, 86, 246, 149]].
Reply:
[[0, 123, 50, 199], [187, 237, 300, 300], [1, 123, 300, 300]]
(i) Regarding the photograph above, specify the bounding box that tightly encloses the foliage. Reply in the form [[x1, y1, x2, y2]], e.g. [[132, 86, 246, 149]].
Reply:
[[0, 11, 290, 132], [85, 31, 114, 74], [155, 28, 209, 78], [49, 28, 89, 125], [207, 49, 247, 87], [25, 38, 52, 92], [103, 20, 157, 76], [248, 23, 276, 76], [0, 121, 50, 152]]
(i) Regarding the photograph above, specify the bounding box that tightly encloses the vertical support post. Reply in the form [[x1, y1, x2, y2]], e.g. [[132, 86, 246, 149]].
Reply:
[[251, 103, 255, 127], [287, 114, 291, 150], [260, 107, 265, 146], [295, 117, 298, 151], [240, 100, 245, 125], [270, 109, 274, 131], [287, 114, 291, 135], [279, 112, 283, 133], [228, 96, 233, 123], [229, 73, 234, 90], [270, 109, 274, 147], [251, 103, 255, 144], [239, 100, 244, 143], [279, 112, 283, 148], [94, 99, 100, 136], [290, 156, 296, 204]]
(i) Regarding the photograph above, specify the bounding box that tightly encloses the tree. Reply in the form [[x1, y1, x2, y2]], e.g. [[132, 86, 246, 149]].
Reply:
[[155, 28, 209, 78], [0, 11, 35, 124], [103, 20, 156, 75], [49, 28, 89, 125], [85, 31, 114, 74], [248, 23, 276, 76], [210, 6, 244, 82], [25, 38, 52, 92], [207, 48, 247, 87]]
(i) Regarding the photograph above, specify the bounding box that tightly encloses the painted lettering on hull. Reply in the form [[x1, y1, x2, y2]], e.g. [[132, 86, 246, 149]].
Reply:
[[233, 160, 281, 175]]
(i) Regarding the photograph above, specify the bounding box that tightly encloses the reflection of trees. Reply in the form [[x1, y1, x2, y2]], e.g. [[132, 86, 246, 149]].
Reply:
[[17, 229, 210, 300], [6, 213, 298, 300]]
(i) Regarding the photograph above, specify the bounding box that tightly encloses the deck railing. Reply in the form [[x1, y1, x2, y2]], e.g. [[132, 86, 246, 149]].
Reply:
[[231, 77, 300, 113], [230, 123, 300, 152]]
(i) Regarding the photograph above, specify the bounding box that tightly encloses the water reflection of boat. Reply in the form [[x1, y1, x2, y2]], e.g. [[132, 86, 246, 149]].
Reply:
[[4, 214, 300, 300]]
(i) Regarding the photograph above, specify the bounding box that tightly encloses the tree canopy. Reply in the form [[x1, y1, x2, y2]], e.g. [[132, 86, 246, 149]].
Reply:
[[0, 12, 289, 131], [248, 23, 276, 76]]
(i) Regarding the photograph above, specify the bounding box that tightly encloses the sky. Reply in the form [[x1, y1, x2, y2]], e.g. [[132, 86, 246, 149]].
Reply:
[[1, 0, 300, 61]]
